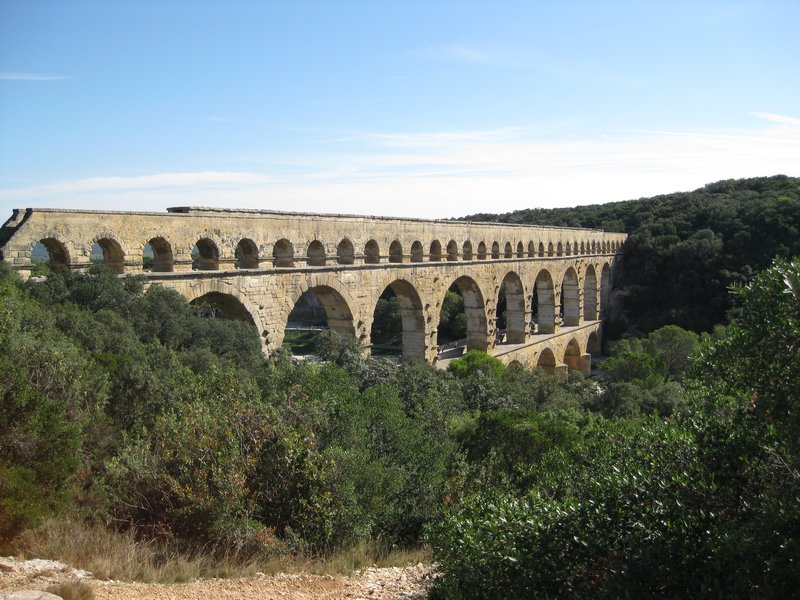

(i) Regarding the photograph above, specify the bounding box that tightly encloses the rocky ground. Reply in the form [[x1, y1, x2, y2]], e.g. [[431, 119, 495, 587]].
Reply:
[[0, 556, 434, 599]]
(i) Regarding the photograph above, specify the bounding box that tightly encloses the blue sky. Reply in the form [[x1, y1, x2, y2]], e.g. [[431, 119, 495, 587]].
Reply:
[[1, 0, 798, 219]]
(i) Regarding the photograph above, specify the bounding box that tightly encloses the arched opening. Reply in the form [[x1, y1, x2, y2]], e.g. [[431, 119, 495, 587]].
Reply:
[[273, 239, 294, 267], [446, 240, 459, 261], [537, 347, 557, 375], [587, 331, 601, 356], [564, 338, 583, 374], [547, 242, 554, 257], [591, 241, 597, 253], [504, 242, 513, 258], [365, 240, 380, 264], [477, 241, 487, 260], [538, 242, 545, 257], [462, 241, 473, 261], [190, 291, 257, 326], [235, 238, 259, 269], [192, 238, 219, 270], [410, 241, 423, 263], [440, 276, 489, 352], [31, 238, 70, 274], [491, 242, 500, 259], [307, 240, 326, 266], [371, 279, 425, 361], [560, 267, 580, 326], [498, 271, 526, 343], [527, 241, 535, 257], [556, 242, 563, 257], [580, 241, 586, 254], [565, 242, 571, 256], [516, 242, 524, 258], [91, 238, 125, 273], [143, 237, 173, 272], [430, 240, 443, 262], [337, 238, 355, 265], [583, 265, 598, 320], [284, 286, 356, 355], [508, 360, 524, 370], [533, 269, 556, 334], [389, 240, 403, 263], [600, 263, 612, 315]]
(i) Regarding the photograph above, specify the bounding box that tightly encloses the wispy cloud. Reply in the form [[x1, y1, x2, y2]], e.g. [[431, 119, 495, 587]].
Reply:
[[410, 44, 494, 64], [0, 72, 69, 81], [2, 125, 799, 219], [752, 112, 800, 126]]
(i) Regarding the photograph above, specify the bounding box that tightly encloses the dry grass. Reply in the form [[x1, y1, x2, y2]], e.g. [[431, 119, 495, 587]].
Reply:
[[46, 580, 95, 600], [16, 517, 430, 584]]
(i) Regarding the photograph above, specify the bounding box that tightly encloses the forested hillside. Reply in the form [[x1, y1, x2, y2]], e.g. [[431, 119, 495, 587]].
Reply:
[[462, 175, 800, 335]]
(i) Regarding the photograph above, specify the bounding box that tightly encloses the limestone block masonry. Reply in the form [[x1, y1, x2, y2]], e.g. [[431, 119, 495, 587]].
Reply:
[[0, 207, 626, 373]]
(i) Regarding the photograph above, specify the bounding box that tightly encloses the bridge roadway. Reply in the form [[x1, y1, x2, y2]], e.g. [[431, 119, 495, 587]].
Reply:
[[0, 207, 626, 373]]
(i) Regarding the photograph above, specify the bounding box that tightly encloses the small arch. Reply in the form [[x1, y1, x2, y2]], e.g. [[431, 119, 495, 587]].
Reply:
[[236, 238, 259, 269], [430, 240, 443, 262], [591, 240, 597, 253], [527, 241, 535, 257], [516, 242, 524, 258], [410, 241, 424, 263], [364, 239, 380, 264], [337, 238, 355, 265], [538, 242, 545, 257], [587, 331, 601, 356], [307, 240, 326, 266], [556, 242, 563, 257], [583, 264, 598, 320], [499, 271, 526, 343], [477, 241, 487, 260], [564, 338, 583, 374], [560, 267, 580, 326], [144, 237, 173, 272], [580, 241, 586, 254], [446, 240, 459, 261], [547, 242, 554, 257], [32, 238, 70, 273], [533, 269, 556, 334], [491, 242, 500, 259], [91, 236, 125, 273], [462, 240, 474, 261], [389, 240, 403, 263], [508, 360, 524, 370], [193, 238, 220, 270], [504, 242, 513, 258], [273, 238, 294, 267], [565, 242, 571, 256], [537, 347, 557, 375]]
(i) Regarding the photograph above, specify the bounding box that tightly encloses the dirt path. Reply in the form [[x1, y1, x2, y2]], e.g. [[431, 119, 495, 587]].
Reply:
[[1, 557, 433, 600]]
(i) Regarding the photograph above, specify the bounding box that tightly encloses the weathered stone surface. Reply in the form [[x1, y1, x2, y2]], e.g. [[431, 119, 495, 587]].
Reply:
[[0, 207, 625, 369], [0, 592, 63, 600]]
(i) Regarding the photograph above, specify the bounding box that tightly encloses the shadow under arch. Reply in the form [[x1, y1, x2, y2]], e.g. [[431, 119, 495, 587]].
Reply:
[[371, 278, 426, 361], [499, 270, 526, 343], [587, 331, 601, 356], [284, 284, 357, 355], [190, 291, 258, 326], [561, 267, 580, 326], [31, 236, 71, 273], [564, 338, 583, 374], [600, 262, 612, 315], [90, 234, 126, 273]]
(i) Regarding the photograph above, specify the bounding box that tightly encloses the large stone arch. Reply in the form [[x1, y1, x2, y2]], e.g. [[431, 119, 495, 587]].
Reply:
[[441, 275, 490, 352], [564, 338, 587, 375], [89, 232, 127, 273], [533, 268, 556, 334], [560, 267, 580, 326], [289, 284, 356, 337], [371, 276, 427, 361], [600, 261, 612, 315], [536, 347, 557, 375], [500, 270, 527, 343], [587, 330, 601, 355], [583, 264, 598, 320], [177, 283, 267, 346], [31, 233, 73, 273]]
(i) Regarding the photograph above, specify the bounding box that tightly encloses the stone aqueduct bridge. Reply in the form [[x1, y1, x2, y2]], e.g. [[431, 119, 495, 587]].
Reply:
[[1, 207, 626, 374]]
